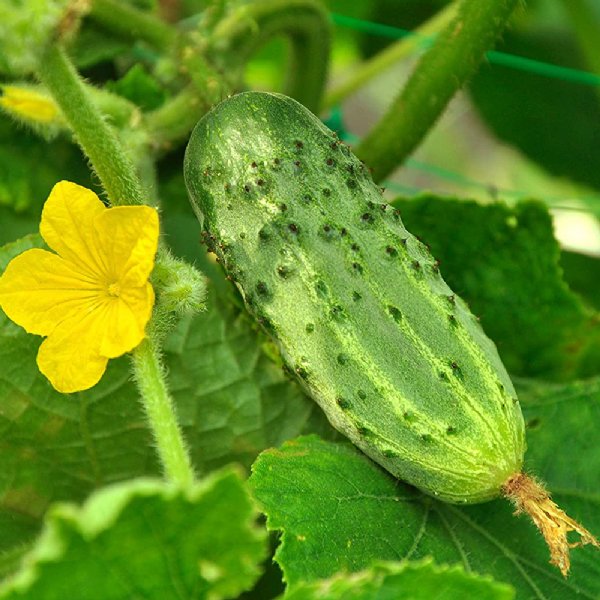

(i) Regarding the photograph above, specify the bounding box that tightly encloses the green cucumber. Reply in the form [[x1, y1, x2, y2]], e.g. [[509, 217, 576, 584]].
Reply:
[[183, 91, 525, 504]]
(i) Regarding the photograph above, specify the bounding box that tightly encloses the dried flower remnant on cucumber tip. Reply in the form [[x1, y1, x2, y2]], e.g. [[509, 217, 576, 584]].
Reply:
[[503, 473, 599, 577]]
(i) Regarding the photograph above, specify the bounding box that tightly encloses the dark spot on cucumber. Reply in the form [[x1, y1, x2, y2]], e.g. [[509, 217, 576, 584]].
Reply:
[[251, 161, 258, 168], [439, 371, 449, 382], [382, 448, 400, 458], [337, 353, 349, 365], [331, 305, 346, 321], [258, 226, 271, 241], [239, 232, 246, 239], [385, 246, 397, 257], [295, 365, 309, 380], [258, 316, 275, 334], [388, 306, 402, 322], [351, 243, 360, 252], [352, 291, 362, 302], [323, 188, 331, 197], [357, 390, 367, 400], [357, 425, 371, 436], [432, 260, 440, 273], [277, 265, 292, 279], [340, 228, 348, 236], [347, 179, 357, 189], [256, 281, 270, 297], [448, 314, 457, 326], [412, 260, 421, 271], [293, 160, 301, 169], [352, 262, 363, 274], [280, 203, 288, 212], [295, 140, 304, 149], [403, 411, 416, 422], [315, 280, 328, 298], [361, 212, 373, 223], [288, 223, 299, 234], [450, 361, 463, 379], [446, 426, 457, 435], [272, 158, 281, 168], [243, 184, 251, 193], [305, 323, 315, 333], [224, 182, 231, 192], [321, 224, 335, 241], [337, 396, 351, 409], [303, 194, 312, 203], [421, 434, 433, 443], [326, 158, 335, 166], [448, 294, 456, 305], [393, 209, 401, 219], [256, 179, 264, 186]]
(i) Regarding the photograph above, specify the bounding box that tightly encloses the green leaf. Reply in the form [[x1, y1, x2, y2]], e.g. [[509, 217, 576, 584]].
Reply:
[[469, 29, 600, 190], [0, 235, 314, 556], [281, 560, 514, 600], [0, 118, 93, 243], [106, 64, 166, 111], [0, 467, 267, 599], [560, 250, 600, 312], [250, 377, 600, 599], [399, 196, 600, 379]]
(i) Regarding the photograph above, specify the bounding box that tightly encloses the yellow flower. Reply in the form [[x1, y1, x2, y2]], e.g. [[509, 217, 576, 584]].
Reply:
[[0, 85, 60, 124], [0, 181, 159, 394]]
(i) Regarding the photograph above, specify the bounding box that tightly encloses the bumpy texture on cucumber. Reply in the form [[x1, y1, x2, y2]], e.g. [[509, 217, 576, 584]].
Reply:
[[184, 91, 525, 504]]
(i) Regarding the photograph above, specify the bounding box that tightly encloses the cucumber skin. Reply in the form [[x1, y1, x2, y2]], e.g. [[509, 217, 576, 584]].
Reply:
[[184, 92, 525, 504]]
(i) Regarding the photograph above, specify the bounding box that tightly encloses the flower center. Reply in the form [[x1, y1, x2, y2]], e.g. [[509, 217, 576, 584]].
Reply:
[[107, 282, 121, 297]]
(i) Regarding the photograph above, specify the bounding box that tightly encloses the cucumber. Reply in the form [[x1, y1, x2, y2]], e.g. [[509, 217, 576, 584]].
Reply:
[[184, 91, 525, 504]]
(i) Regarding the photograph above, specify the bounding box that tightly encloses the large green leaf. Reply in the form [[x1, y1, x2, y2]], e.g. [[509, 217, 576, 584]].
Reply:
[[0, 468, 266, 599], [0, 235, 313, 557], [282, 560, 514, 600], [469, 29, 600, 190], [399, 196, 600, 379], [250, 378, 600, 599]]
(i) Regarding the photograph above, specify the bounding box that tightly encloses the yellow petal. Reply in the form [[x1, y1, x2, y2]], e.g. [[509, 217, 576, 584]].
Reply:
[[99, 283, 154, 358], [39, 181, 109, 278], [0, 248, 101, 336], [0, 85, 60, 124], [93, 205, 159, 286], [36, 309, 109, 394]]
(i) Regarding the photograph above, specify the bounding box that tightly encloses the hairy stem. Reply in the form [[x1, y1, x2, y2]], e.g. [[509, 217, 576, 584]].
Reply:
[[89, 0, 176, 51], [37, 45, 147, 206], [210, 0, 331, 112], [324, 3, 458, 110], [132, 337, 195, 487], [356, 0, 520, 182]]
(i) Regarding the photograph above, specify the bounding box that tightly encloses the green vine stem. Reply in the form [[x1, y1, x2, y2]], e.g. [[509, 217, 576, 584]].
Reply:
[[37, 45, 147, 206], [144, 84, 220, 152], [323, 2, 458, 110], [209, 0, 331, 112], [561, 0, 600, 99], [132, 338, 195, 488], [355, 0, 520, 182], [36, 42, 196, 488], [89, 0, 176, 51]]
